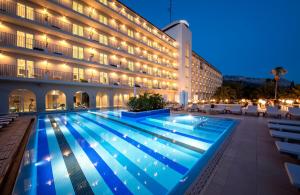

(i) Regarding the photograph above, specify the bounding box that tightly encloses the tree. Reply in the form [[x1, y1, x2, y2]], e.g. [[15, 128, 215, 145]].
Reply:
[[271, 66, 287, 100]]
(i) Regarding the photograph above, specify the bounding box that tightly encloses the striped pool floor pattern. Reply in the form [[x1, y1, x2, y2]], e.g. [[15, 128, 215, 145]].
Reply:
[[13, 111, 236, 195]]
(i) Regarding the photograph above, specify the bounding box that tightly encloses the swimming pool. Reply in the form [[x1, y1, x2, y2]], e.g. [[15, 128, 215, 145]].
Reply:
[[13, 110, 237, 195]]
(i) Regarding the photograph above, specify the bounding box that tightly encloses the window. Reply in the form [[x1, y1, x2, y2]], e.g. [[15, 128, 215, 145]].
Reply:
[[147, 80, 152, 88], [185, 43, 190, 67], [147, 67, 152, 75], [72, 46, 84, 59], [17, 31, 33, 49], [17, 59, 34, 78], [72, 24, 84, 37], [127, 14, 134, 21], [73, 67, 84, 81], [99, 53, 108, 65], [72, 1, 83, 14], [17, 3, 34, 20], [99, 14, 108, 25], [147, 54, 153, 61], [99, 0, 107, 5], [127, 28, 134, 38], [127, 45, 134, 54], [128, 76, 134, 87], [99, 33, 108, 45], [147, 39, 152, 47], [128, 61, 134, 71], [99, 72, 108, 84]]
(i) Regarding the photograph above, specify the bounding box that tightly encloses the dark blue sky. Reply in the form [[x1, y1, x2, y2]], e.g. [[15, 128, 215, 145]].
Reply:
[[120, 0, 300, 83]]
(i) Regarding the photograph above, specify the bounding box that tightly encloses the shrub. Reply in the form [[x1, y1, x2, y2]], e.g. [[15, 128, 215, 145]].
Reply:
[[127, 93, 166, 112]]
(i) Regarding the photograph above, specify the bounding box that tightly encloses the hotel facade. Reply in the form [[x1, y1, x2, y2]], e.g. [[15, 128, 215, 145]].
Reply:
[[0, 0, 222, 113]]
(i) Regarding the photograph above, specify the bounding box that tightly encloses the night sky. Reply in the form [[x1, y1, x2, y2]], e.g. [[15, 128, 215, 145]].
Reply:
[[119, 0, 300, 83]]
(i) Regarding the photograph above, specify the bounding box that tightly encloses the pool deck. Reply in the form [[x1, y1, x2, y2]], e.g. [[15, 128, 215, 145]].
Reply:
[[180, 111, 300, 195], [0, 116, 35, 194]]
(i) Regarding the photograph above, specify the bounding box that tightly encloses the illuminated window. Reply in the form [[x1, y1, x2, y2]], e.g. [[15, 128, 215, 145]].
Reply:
[[157, 69, 162, 77], [128, 76, 134, 87], [72, 46, 84, 59], [147, 67, 152, 75], [147, 80, 152, 88], [99, 33, 108, 45], [147, 54, 153, 61], [73, 67, 84, 81], [72, 1, 83, 14], [99, 72, 108, 84], [99, 53, 108, 65], [185, 43, 190, 67], [127, 13, 134, 21], [127, 28, 134, 38], [17, 59, 34, 78], [147, 39, 152, 47], [99, 14, 108, 25], [128, 61, 134, 71], [72, 24, 84, 37], [127, 45, 134, 54], [17, 31, 33, 49], [17, 3, 34, 20], [99, 0, 107, 5]]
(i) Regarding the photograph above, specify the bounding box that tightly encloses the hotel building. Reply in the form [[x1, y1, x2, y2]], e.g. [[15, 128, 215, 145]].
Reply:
[[0, 0, 222, 113]]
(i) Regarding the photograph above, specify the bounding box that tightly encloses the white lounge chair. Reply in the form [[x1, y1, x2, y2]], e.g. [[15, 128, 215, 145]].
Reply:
[[270, 130, 300, 141], [173, 104, 184, 111], [287, 107, 300, 119], [210, 105, 226, 114], [244, 105, 259, 116], [268, 119, 300, 126], [228, 105, 242, 114], [0, 121, 10, 126], [284, 163, 300, 189], [265, 106, 281, 118], [198, 104, 210, 113], [0, 118, 13, 122], [268, 123, 300, 133], [275, 141, 300, 158], [187, 104, 199, 112]]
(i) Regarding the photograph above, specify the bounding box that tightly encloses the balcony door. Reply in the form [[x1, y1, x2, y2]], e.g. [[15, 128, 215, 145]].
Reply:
[[17, 59, 34, 78]]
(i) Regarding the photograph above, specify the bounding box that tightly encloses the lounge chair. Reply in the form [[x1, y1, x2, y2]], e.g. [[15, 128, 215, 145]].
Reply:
[[244, 105, 259, 116], [208, 105, 226, 114], [228, 105, 242, 114], [284, 163, 300, 189], [268, 123, 300, 133], [187, 104, 199, 112], [265, 106, 281, 118], [0, 118, 13, 122], [270, 130, 300, 141], [199, 104, 210, 113], [173, 104, 184, 111], [0, 121, 10, 126], [275, 141, 300, 158], [268, 119, 300, 126], [287, 107, 300, 119]]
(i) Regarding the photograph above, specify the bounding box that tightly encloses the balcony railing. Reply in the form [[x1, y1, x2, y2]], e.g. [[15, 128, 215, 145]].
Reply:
[[0, 31, 177, 80], [0, 64, 177, 90]]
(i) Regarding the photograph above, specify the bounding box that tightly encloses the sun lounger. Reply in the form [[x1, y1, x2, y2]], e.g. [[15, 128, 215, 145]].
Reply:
[[210, 105, 226, 114], [275, 141, 300, 158], [284, 163, 300, 189], [287, 107, 300, 119], [268, 119, 300, 126], [173, 104, 184, 111], [0, 118, 13, 122], [0, 121, 10, 126], [265, 106, 281, 118], [199, 104, 211, 113], [270, 130, 300, 141], [268, 123, 300, 133], [228, 105, 242, 114], [187, 104, 199, 112], [244, 105, 259, 116]]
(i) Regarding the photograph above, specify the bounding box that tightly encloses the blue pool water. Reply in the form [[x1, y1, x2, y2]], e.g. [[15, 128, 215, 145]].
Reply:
[[13, 110, 236, 195]]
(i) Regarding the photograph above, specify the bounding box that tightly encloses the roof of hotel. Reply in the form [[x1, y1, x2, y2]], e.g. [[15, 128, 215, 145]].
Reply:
[[192, 51, 222, 75], [161, 20, 190, 32], [116, 0, 176, 43]]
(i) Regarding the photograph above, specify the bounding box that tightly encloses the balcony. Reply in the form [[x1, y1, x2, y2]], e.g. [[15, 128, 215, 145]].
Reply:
[[0, 64, 177, 91], [0, 31, 177, 81]]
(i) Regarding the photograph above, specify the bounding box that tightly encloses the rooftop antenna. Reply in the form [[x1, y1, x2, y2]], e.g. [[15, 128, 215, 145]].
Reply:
[[169, 0, 173, 23]]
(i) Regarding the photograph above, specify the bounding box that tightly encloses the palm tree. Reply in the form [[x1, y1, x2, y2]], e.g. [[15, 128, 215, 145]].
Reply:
[[271, 66, 287, 100]]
